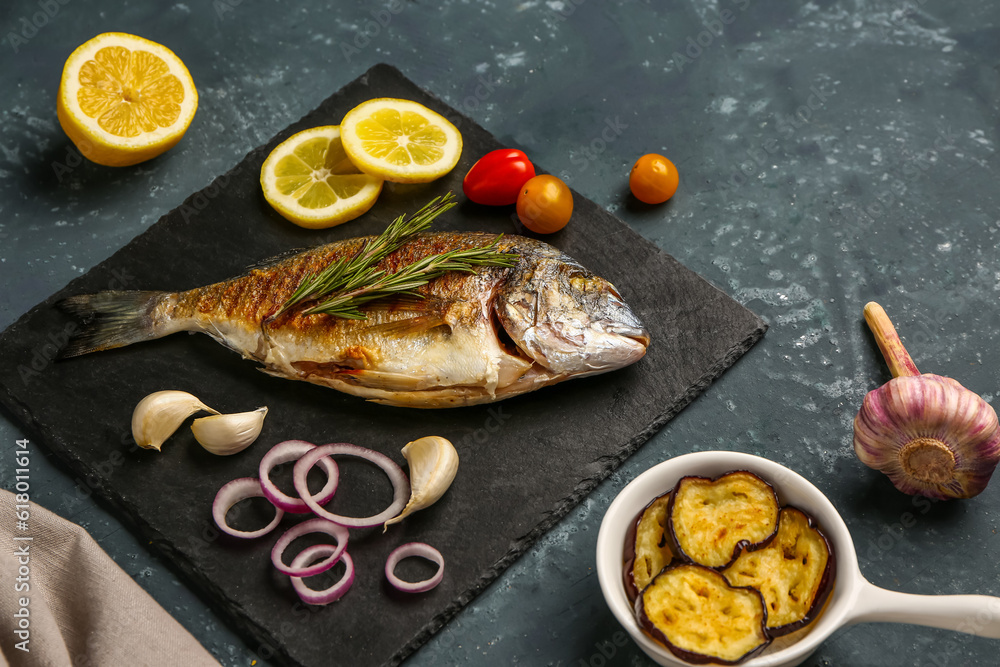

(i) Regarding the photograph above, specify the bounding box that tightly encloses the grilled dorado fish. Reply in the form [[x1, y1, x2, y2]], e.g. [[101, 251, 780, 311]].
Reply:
[[61, 232, 649, 408]]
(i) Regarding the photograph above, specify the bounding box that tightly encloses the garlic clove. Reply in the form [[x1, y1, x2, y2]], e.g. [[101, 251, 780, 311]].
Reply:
[[384, 435, 459, 530], [132, 390, 219, 451], [192, 407, 268, 456], [854, 374, 1000, 499]]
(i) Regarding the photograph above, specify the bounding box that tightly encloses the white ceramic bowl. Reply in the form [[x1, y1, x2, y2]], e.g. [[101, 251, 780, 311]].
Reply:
[[596, 451, 1000, 667]]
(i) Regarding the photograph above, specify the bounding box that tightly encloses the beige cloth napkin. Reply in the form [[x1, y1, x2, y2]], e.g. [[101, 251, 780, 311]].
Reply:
[[0, 490, 221, 667]]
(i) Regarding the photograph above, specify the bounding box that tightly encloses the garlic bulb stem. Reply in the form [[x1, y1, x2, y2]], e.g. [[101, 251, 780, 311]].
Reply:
[[863, 302, 919, 378]]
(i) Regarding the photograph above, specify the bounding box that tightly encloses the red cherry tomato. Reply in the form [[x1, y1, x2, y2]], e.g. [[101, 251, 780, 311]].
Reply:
[[462, 149, 536, 206], [629, 154, 679, 204], [516, 174, 573, 234]]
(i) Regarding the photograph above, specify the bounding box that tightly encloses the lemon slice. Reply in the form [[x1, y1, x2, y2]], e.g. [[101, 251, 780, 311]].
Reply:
[[339, 98, 463, 183], [57, 32, 198, 167], [260, 126, 384, 229]]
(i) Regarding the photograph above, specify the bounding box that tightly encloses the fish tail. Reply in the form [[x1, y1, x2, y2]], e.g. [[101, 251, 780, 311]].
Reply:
[[58, 290, 172, 358]]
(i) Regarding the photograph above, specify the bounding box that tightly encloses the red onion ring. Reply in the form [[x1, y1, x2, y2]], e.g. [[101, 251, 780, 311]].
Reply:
[[292, 443, 409, 529], [385, 542, 445, 593], [259, 440, 339, 514], [271, 517, 349, 577], [289, 544, 355, 605], [212, 477, 284, 539]]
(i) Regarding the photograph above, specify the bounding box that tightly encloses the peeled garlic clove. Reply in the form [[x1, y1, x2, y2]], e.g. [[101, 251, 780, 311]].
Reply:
[[854, 374, 1000, 499], [384, 436, 459, 530], [192, 407, 268, 456], [132, 390, 219, 451]]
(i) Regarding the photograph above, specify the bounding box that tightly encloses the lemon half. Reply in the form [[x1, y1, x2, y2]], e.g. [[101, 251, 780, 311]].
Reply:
[[57, 32, 198, 167], [260, 126, 384, 229], [339, 98, 462, 183]]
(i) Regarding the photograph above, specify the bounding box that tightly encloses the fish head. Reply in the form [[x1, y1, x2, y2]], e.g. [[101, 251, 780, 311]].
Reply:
[[495, 255, 649, 375]]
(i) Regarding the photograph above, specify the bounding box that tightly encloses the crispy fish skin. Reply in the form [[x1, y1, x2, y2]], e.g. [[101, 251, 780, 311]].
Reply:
[[61, 232, 649, 408]]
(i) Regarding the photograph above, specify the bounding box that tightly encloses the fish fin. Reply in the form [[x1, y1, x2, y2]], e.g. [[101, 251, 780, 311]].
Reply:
[[284, 363, 431, 391], [330, 369, 431, 391], [360, 314, 448, 337], [244, 247, 309, 272], [58, 290, 168, 358], [360, 294, 451, 314], [364, 386, 494, 408], [357, 294, 453, 335]]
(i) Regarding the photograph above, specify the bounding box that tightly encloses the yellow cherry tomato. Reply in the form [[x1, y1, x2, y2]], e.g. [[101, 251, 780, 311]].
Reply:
[[516, 174, 573, 234], [629, 154, 679, 204]]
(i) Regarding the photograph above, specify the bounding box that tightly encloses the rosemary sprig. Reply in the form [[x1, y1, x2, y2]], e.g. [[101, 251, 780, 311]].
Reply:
[[275, 193, 457, 318], [305, 236, 518, 319], [274, 193, 518, 320]]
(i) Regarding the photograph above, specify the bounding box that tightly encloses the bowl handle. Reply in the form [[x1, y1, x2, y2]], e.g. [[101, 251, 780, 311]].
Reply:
[[846, 579, 1000, 638]]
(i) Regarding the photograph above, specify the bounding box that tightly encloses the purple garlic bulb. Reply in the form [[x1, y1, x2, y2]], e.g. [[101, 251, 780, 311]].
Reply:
[[853, 302, 1000, 499], [854, 373, 1000, 499]]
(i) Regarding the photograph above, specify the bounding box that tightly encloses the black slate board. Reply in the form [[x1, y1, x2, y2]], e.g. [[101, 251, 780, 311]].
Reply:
[[0, 65, 765, 667]]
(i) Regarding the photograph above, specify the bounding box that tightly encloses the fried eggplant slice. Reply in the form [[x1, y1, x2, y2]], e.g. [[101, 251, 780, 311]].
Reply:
[[636, 563, 771, 665], [668, 471, 780, 568], [723, 506, 835, 635], [623, 491, 675, 602]]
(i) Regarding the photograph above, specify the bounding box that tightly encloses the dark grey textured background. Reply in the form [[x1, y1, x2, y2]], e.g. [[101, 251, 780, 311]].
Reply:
[[1, 1, 999, 666]]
